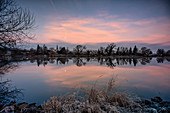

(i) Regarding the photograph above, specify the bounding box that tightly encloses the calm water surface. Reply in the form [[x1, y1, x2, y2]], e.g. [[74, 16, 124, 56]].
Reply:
[[1, 57, 170, 104]]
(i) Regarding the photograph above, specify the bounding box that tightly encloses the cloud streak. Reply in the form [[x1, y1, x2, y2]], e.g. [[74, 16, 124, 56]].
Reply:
[[33, 16, 170, 47]]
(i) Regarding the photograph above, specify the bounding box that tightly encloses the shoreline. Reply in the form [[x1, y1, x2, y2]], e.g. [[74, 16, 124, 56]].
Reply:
[[0, 55, 170, 61], [1, 96, 169, 113]]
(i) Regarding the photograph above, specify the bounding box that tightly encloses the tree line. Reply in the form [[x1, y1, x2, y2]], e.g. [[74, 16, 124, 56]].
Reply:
[[30, 43, 170, 57]]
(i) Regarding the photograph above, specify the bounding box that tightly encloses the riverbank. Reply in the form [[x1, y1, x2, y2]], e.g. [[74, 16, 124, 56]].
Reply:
[[0, 96, 169, 113]]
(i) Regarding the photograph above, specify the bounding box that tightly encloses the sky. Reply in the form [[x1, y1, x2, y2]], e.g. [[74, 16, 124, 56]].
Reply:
[[16, 0, 170, 49]]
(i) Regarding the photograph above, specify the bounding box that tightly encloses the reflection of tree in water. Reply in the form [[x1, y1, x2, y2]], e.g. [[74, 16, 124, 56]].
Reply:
[[28, 57, 168, 67], [128, 58, 132, 65], [0, 61, 19, 76], [105, 58, 116, 68], [0, 61, 22, 104], [116, 58, 128, 65], [97, 57, 105, 65], [140, 57, 152, 65], [156, 57, 170, 63], [115, 58, 140, 66], [73, 58, 86, 67], [35, 57, 69, 66], [156, 58, 164, 63], [0, 80, 23, 104], [133, 58, 138, 66], [86, 57, 91, 62], [56, 58, 69, 64], [166, 57, 170, 62]]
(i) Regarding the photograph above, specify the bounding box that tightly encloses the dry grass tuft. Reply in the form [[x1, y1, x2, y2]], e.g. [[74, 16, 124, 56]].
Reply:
[[42, 78, 142, 113]]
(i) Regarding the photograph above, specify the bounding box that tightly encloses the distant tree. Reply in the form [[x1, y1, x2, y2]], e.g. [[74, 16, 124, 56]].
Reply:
[[99, 47, 105, 55], [36, 44, 40, 55], [149, 51, 153, 55], [49, 50, 56, 56], [118, 47, 128, 55], [129, 47, 132, 55], [0, 0, 35, 48], [105, 58, 115, 68], [105, 43, 116, 56], [30, 48, 35, 55], [73, 58, 86, 66], [133, 58, 138, 66], [56, 45, 59, 53], [141, 47, 152, 56], [157, 49, 165, 56], [73, 45, 86, 55], [97, 49, 100, 55], [133, 45, 138, 55], [156, 57, 164, 63], [116, 47, 120, 55], [122, 47, 126, 55], [43, 44, 48, 55], [124, 47, 128, 55], [58, 47, 67, 54], [166, 50, 170, 56], [87, 50, 90, 56]]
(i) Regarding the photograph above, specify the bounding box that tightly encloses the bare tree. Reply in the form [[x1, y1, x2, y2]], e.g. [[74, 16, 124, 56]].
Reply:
[[0, 0, 35, 48], [73, 45, 86, 55], [0, 80, 22, 104], [0, 61, 19, 75], [105, 43, 116, 56]]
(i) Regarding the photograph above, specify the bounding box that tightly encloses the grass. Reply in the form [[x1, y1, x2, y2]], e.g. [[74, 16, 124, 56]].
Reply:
[[41, 78, 143, 113]]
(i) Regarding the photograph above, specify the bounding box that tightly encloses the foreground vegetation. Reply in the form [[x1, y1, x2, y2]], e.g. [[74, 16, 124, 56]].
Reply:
[[42, 79, 142, 113], [0, 78, 170, 112]]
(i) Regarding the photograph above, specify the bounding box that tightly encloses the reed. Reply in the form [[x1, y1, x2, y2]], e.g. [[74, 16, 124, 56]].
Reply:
[[42, 78, 142, 113]]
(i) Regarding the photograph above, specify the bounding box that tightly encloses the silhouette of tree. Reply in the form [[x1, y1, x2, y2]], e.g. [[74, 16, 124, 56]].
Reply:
[[129, 47, 132, 55], [73, 45, 86, 55], [58, 47, 67, 54], [156, 57, 164, 63], [0, 80, 22, 104], [133, 58, 138, 66], [97, 49, 100, 55], [30, 48, 36, 55], [56, 45, 59, 52], [105, 43, 116, 56], [0, 61, 19, 76], [140, 57, 152, 65], [141, 47, 152, 56], [36, 44, 42, 55], [128, 58, 132, 65], [116, 47, 120, 55], [43, 44, 48, 55], [157, 49, 165, 57], [99, 47, 105, 56], [0, 0, 35, 48], [166, 50, 170, 56], [118, 47, 128, 55], [133, 45, 138, 55], [73, 58, 86, 66], [56, 57, 68, 64], [87, 50, 90, 56], [105, 58, 115, 68], [166, 57, 170, 62]]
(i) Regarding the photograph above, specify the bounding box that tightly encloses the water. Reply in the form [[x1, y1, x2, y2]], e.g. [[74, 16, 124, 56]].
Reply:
[[1, 57, 170, 104]]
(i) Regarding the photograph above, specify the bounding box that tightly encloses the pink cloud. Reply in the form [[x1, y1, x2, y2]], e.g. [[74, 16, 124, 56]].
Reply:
[[32, 16, 170, 45]]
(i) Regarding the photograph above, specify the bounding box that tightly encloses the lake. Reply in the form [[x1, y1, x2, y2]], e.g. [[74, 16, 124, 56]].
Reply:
[[1, 57, 170, 105]]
